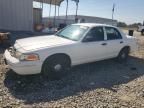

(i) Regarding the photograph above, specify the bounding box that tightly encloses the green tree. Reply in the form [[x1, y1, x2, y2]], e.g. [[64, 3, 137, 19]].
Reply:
[[128, 23, 142, 28], [117, 22, 127, 27]]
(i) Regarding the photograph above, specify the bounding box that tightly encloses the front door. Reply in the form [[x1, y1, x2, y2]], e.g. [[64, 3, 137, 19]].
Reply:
[[73, 26, 108, 65]]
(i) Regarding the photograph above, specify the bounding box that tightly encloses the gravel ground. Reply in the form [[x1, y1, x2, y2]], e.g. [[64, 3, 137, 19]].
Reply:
[[0, 31, 144, 108]]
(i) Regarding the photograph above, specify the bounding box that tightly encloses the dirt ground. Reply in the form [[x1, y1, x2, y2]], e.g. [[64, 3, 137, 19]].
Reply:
[[0, 30, 144, 108]]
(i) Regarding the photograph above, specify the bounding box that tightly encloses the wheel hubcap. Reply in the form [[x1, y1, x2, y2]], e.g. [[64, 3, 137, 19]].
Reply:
[[54, 64, 62, 72], [121, 53, 126, 59]]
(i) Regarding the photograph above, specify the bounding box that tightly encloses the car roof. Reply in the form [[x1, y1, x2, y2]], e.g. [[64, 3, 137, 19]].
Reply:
[[72, 23, 116, 28]]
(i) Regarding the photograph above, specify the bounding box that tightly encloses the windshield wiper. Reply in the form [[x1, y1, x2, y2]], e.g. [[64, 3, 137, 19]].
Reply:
[[56, 34, 71, 40], [56, 34, 77, 41]]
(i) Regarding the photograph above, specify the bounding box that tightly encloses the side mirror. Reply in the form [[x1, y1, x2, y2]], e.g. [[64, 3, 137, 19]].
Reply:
[[83, 35, 94, 42]]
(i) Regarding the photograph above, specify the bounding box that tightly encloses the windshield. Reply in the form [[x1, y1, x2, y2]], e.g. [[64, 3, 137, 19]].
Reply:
[[56, 25, 89, 41]]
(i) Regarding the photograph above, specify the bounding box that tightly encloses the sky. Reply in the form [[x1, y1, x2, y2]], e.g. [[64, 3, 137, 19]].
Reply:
[[41, 0, 144, 24]]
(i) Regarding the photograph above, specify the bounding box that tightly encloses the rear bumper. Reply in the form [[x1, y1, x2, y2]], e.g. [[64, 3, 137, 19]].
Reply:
[[4, 50, 42, 75]]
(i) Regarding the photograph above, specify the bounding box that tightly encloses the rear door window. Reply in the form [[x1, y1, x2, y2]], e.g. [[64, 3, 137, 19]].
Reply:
[[105, 27, 122, 40]]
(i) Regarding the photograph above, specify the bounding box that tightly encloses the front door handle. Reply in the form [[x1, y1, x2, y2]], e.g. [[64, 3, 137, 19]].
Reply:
[[101, 43, 107, 46], [120, 41, 124, 44]]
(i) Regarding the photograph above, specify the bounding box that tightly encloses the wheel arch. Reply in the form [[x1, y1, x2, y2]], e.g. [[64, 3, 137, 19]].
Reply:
[[120, 46, 131, 54], [41, 53, 71, 70]]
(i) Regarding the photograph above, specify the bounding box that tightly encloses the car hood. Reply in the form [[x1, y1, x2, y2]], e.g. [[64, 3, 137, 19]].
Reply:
[[14, 35, 75, 52]]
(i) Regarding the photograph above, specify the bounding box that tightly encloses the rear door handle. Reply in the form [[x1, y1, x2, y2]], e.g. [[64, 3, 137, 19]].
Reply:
[[120, 41, 124, 44], [101, 43, 107, 46]]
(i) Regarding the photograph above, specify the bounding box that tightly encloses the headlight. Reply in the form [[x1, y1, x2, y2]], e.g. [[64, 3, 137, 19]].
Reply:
[[15, 52, 39, 61], [20, 54, 39, 61]]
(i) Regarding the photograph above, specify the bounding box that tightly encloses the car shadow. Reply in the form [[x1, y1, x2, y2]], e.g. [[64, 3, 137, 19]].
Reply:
[[3, 56, 144, 104]]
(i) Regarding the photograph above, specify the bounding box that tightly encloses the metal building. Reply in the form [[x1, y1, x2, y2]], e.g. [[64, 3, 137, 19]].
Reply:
[[0, 0, 63, 31], [0, 0, 33, 31], [43, 15, 117, 27], [0, 0, 117, 32]]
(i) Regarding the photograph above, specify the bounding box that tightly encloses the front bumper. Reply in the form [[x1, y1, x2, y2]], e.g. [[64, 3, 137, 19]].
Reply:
[[4, 50, 42, 75]]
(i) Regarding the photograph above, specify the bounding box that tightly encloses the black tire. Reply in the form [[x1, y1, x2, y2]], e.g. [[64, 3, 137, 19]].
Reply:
[[117, 48, 129, 63], [42, 55, 71, 80]]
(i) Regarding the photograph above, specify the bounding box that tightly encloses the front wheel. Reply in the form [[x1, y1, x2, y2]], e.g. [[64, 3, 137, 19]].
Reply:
[[42, 56, 71, 80], [117, 48, 129, 63]]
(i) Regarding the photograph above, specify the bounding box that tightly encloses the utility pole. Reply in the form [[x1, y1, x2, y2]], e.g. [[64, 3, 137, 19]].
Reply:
[[112, 3, 115, 26]]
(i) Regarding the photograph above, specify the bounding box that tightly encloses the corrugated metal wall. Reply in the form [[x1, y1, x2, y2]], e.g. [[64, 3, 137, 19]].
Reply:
[[43, 18, 75, 27], [43, 15, 118, 27], [78, 16, 117, 26], [0, 0, 33, 31]]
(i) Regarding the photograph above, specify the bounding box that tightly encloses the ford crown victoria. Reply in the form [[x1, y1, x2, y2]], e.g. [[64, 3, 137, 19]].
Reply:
[[4, 23, 137, 78]]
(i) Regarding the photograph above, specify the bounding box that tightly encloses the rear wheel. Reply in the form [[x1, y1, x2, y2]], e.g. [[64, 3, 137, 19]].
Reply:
[[42, 55, 71, 80], [117, 48, 129, 63]]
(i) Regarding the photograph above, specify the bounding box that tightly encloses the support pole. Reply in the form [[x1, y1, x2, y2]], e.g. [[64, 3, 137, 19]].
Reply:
[[54, 0, 57, 28], [58, 6, 60, 18], [72, 0, 79, 23], [65, 0, 68, 24], [49, 0, 52, 21], [41, 0, 43, 24]]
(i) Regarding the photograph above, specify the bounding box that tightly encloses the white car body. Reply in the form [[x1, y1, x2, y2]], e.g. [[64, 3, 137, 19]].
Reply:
[[4, 23, 138, 75]]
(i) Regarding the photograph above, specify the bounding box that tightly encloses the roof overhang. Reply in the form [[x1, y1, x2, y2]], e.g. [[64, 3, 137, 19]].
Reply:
[[34, 0, 64, 6]]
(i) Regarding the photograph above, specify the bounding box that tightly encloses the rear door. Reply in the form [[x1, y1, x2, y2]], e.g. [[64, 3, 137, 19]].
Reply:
[[104, 27, 124, 58]]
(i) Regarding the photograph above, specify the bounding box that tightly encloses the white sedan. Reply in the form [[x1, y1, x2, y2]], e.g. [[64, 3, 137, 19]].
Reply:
[[4, 23, 137, 79]]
